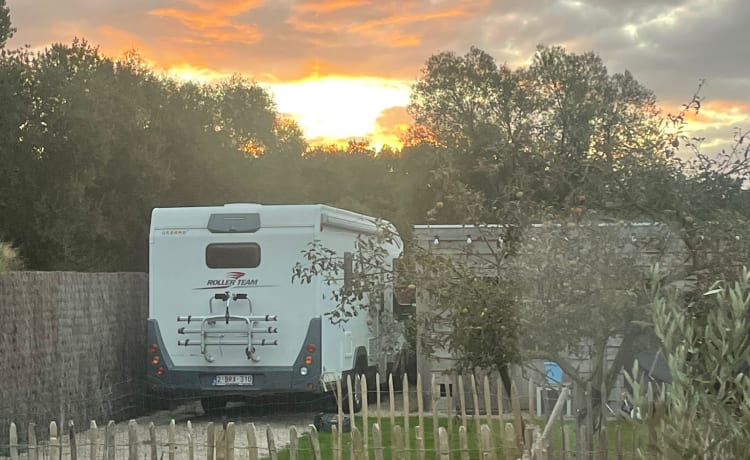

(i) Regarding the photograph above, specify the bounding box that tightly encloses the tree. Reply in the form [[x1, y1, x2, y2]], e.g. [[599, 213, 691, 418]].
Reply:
[[0, 0, 14, 49], [630, 267, 750, 459]]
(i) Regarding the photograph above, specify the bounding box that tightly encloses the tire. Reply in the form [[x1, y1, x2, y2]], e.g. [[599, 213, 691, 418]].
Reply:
[[200, 397, 227, 413], [342, 373, 363, 413]]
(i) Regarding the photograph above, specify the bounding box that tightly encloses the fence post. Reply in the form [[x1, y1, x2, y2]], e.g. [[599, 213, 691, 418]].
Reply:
[[437, 427, 450, 460], [89, 421, 98, 460], [403, 373, 410, 454], [149, 422, 158, 460], [599, 377, 608, 460], [49, 421, 60, 460], [28, 422, 38, 460], [127, 420, 138, 460], [497, 378, 505, 432], [105, 420, 115, 460], [246, 423, 258, 460], [266, 425, 277, 460], [372, 424, 383, 460], [309, 425, 322, 460], [458, 425, 469, 460], [415, 425, 426, 460], [9, 422, 18, 460], [288, 426, 298, 460], [206, 422, 215, 460]]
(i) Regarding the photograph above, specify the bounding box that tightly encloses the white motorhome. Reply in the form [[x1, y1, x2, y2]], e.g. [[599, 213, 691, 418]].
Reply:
[[146, 203, 407, 411]]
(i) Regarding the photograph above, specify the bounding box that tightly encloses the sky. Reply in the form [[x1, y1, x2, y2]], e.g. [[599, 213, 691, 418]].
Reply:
[[5, 0, 750, 150]]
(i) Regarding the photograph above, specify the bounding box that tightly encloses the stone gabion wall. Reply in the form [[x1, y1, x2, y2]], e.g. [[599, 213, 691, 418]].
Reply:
[[0, 271, 148, 445]]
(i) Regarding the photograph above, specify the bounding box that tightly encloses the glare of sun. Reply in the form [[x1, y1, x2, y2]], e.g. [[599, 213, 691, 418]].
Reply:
[[166, 64, 231, 84], [267, 76, 411, 144]]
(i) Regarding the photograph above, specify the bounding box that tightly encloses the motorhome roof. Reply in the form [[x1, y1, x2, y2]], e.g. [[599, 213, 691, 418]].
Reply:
[[150, 203, 388, 234]]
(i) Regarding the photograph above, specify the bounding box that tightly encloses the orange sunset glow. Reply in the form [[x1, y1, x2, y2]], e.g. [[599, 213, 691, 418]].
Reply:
[[6, 0, 749, 150]]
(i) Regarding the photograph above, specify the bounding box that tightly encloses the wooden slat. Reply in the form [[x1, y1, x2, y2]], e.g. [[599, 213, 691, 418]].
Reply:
[[437, 427, 450, 460], [187, 421, 195, 460], [332, 425, 340, 460], [392, 425, 404, 460], [361, 374, 369, 457], [347, 374, 356, 431], [483, 375, 493, 433], [431, 374, 439, 451], [497, 378, 505, 432], [471, 374, 481, 436], [289, 426, 298, 460], [458, 425, 469, 460], [266, 425, 277, 460], [458, 374, 468, 428], [206, 422, 215, 460], [337, 378, 344, 460], [502, 422, 515, 460], [28, 422, 38, 460], [225, 423, 236, 460], [49, 421, 60, 460], [169, 419, 177, 460], [127, 420, 138, 460], [309, 425, 322, 460], [149, 422, 158, 460], [9, 422, 18, 460], [372, 424, 383, 460], [415, 425, 426, 460], [376, 372, 382, 431], [510, 382, 523, 451], [388, 374, 396, 430], [69, 420, 78, 460], [416, 373, 425, 435], [105, 421, 115, 460], [246, 423, 258, 460], [89, 421, 98, 460], [402, 373, 410, 454], [351, 426, 363, 460]]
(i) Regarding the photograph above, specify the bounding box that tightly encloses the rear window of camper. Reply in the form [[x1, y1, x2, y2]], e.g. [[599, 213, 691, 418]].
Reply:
[[205, 243, 261, 268]]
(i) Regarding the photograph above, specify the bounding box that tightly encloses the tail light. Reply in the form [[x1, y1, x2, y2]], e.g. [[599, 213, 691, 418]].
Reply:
[[152, 356, 161, 365], [307, 344, 316, 353], [156, 367, 165, 377], [304, 356, 313, 365], [149, 344, 158, 353]]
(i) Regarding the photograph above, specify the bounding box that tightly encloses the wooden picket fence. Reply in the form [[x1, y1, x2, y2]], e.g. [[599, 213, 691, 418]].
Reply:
[[4, 372, 641, 459]]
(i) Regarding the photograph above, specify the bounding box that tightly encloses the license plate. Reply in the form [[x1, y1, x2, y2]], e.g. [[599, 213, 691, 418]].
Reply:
[[213, 375, 253, 386]]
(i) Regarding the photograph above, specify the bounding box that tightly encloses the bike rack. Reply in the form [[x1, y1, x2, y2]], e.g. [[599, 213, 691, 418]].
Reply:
[[177, 292, 279, 362]]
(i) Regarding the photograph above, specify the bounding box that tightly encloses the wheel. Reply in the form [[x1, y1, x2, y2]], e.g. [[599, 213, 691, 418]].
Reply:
[[200, 397, 227, 413], [385, 359, 404, 392]]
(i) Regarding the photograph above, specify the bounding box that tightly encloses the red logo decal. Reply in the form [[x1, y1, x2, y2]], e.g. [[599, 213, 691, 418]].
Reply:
[[227, 271, 246, 280]]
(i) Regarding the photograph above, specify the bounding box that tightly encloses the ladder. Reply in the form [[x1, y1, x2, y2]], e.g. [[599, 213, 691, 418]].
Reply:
[[176, 292, 279, 362]]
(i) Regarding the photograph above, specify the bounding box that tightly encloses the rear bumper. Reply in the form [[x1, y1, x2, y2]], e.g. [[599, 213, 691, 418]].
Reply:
[[146, 318, 322, 398]]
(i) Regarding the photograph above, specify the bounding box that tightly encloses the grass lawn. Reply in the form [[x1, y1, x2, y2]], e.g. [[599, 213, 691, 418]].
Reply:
[[276, 415, 646, 459]]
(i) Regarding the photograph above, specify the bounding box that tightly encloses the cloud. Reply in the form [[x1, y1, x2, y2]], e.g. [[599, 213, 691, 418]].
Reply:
[[149, 0, 263, 44]]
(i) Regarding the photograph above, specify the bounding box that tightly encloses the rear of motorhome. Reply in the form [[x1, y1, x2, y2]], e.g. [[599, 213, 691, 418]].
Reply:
[[145, 203, 406, 411]]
